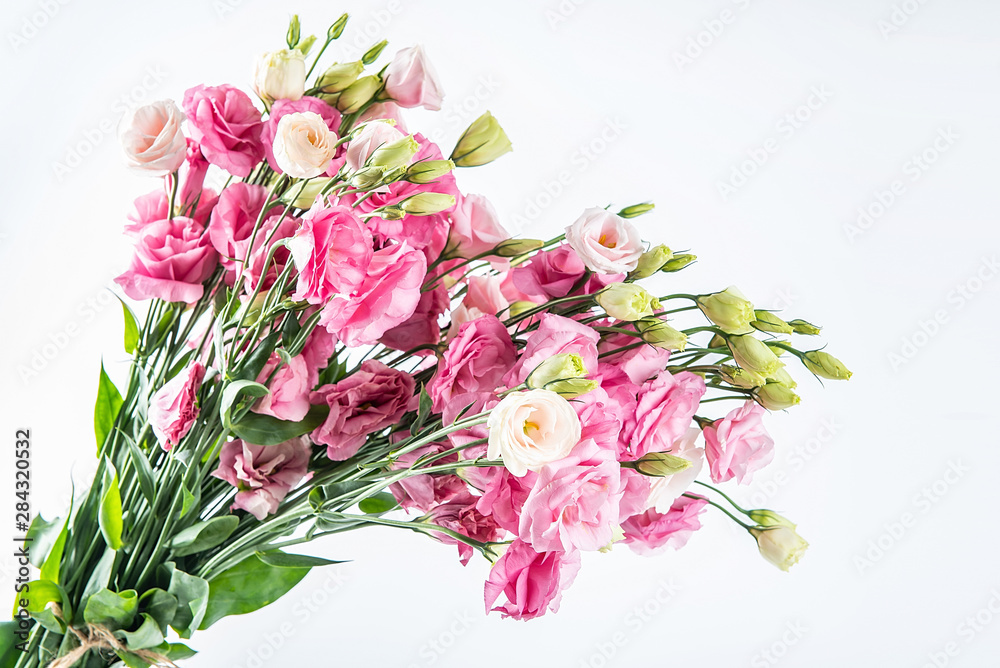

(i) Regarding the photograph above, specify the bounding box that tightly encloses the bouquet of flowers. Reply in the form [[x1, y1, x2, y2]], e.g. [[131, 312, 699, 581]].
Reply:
[[4, 13, 850, 668]]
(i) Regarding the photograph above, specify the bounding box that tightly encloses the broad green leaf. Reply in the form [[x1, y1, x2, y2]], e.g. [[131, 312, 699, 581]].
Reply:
[[138, 588, 177, 636], [0, 621, 23, 668], [114, 651, 150, 668], [234, 332, 280, 383], [164, 563, 209, 639], [16, 580, 66, 633], [83, 588, 137, 631], [156, 642, 197, 661], [200, 552, 312, 629], [219, 380, 270, 430], [118, 296, 140, 355], [308, 480, 368, 512], [24, 515, 61, 568], [94, 362, 124, 453], [178, 483, 197, 520], [255, 551, 344, 568], [280, 312, 301, 350], [170, 517, 240, 557], [39, 514, 70, 584], [410, 386, 433, 437], [123, 434, 156, 506], [358, 493, 398, 515], [98, 461, 123, 550], [230, 405, 327, 446], [118, 613, 163, 651]]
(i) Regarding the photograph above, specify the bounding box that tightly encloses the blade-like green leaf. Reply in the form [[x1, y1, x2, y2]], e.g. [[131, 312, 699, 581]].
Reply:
[[117, 296, 140, 355], [234, 332, 280, 383], [118, 613, 164, 651], [219, 380, 270, 430], [83, 589, 137, 631], [170, 517, 239, 557], [200, 552, 313, 630], [410, 386, 433, 436], [24, 515, 61, 568], [255, 551, 344, 568], [0, 621, 23, 668], [39, 514, 69, 584], [123, 434, 156, 506], [358, 493, 398, 515], [98, 461, 123, 550], [94, 362, 124, 453], [230, 405, 327, 446]]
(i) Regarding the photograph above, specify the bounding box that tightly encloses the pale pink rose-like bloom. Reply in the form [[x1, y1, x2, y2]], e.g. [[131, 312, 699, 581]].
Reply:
[[357, 102, 408, 133], [471, 465, 537, 535], [446, 275, 509, 340], [427, 494, 504, 565], [115, 216, 217, 304], [301, 324, 338, 388], [623, 370, 706, 461], [428, 315, 516, 414], [646, 427, 705, 512], [622, 495, 708, 556], [119, 99, 188, 176], [619, 468, 652, 520], [384, 45, 445, 111], [484, 538, 581, 621], [446, 194, 510, 259], [596, 363, 640, 457], [124, 191, 169, 237], [261, 97, 341, 173], [182, 84, 264, 178], [207, 183, 270, 273], [288, 204, 373, 304], [149, 362, 206, 450], [252, 352, 311, 422], [345, 121, 406, 172], [704, 401, 774, 485], [319, 242, 427, 347], [565, 207, 644, 274], [310, 360, 416, 460], [212, 437, 312, 520], [504, 313, 599, 387], [518, 439, 625, 553], [599, 331, 672, 384], [572, 387, 625, 452], [380, 284, 450, 352]]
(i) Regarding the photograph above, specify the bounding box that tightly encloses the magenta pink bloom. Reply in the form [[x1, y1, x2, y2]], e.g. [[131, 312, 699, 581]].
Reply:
[[447, 275, 509, 340], [512, 245, 586, 300], [388, 443, 467, 513], [115, 216, 217, 303], [320, 242, 427, 347], [504, 313, 599, 387], [124, 191, 169, 237], [177, 139, 214, 214], [484, 539, 581, 620], [704, 401, 775, 485], [380, 283, 449, 351], [261, 96, 342, 173], [288, 204, 373, 304], [207, 183, 270, 275], [472, 466, 537, 534], [427, 495, 504, 565], [427, 314, 516, 414], [446, 194, 510, 258], [623, 370, 706, 461], [599, 331, 672, 384], [310, 360, 416, 460], [212, 437, 312, 520], [182, 84, 264, 177], [518, 439, 624, 553], [621, 495, 708, 556], [149, 362, 206, 450], [240, 212, 299, 294], [252, 352, 311, 422]]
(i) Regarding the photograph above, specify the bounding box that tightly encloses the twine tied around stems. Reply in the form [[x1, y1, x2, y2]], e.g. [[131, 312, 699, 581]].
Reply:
[[43, 609, 178, 668]]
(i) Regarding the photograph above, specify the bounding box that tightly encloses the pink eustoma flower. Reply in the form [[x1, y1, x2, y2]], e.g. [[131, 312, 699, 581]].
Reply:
[[149, 362, 206, 450], [704, 400, 775, 485], [182, 84, 264, 177], [115, 216, 217, 304], [484, 539, 581, 621], [212, 437, 312, 520], [621, 495, 708, 556]]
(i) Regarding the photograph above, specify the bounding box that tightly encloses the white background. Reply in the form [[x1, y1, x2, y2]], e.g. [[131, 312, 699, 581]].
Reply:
[[2, 1, 999, 666]]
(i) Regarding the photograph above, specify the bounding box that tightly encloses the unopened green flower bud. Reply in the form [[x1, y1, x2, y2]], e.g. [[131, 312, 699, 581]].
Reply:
[[289, 177, 333, 208], [633, 452, 693, 477], [803, 351, 852, 380], [789, 319, 822, 336], [748, 509, 797, 529], [767, 340, 791, 357], [527, 353, 589, 390], [543, 377, 600, 398], [400, 192, 456, 216], [618, 202, 655, 218], [494, 238, 545, 258], [768, 365, 797, 389], [750, 526, 808, 572], [286, 14, 301, 49], [319, 61, 364, 93], [661, 253, 697, 272], [709, 333, 728, 350], [728, 334, 782, 377], [328, 13, 349, 40], [337, 75, 381, 113], [508, 301, 538, 318], [378, 206, 405, 221], [362, 39, 388, 65], [719, 364, 767, 389], [630, 244, 673, 279], [451, 111, 513, 167], [754, 382, 801, 411], [752, 310, 793, 335], [698, 287, 755, 335], [370, 134, 419, 170], [596, 284, 661, 322], [637, 318, 687, 351], [406, 159, 455, 184], [350, 166, 385, 190]]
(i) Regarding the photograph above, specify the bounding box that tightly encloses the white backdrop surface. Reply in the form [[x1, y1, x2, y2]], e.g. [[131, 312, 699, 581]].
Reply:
[[2, 1, 999, 666]]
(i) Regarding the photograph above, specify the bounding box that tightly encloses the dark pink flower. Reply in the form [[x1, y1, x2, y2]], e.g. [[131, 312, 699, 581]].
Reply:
[[212, 437, 312, 520], [115, 216, 217, 303], [504, 313, 599, 387], [427, 314, 516, 414], [426, 494, 504, 565], [623, 370, 706, 461], [182, 84, 264, 177], [149, 362, 205, 450], [379, 283, 450, 352], [621, 495, 708, 556], [484, 539, 581, 620], [288, 204, 373, 304]]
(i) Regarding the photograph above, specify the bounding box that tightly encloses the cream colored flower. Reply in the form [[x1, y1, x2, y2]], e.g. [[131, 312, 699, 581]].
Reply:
[[486, 389, 581, 477], [272, 111, 338, 179]]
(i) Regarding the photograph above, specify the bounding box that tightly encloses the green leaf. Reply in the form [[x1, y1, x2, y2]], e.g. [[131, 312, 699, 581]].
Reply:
[[83, 588, 137, 631], [200, 552, 313, 629], [150, 304, 176, 350], [79, 547, 116, 609], [16, 580, 67, 633], [0, 621, 23, 668], [280, 312, 301, 350], [123, 434, 156, 506], [118, 613, 164, 651], [39, 514, 69, 584], [308, 480, 368, 512], [164, 564, 209, 639], [114, 650, 151, 668], [255, 551, 344, 568], [410, 386, 433, 437], [219, 380, 270, 430], [156, 642, 197, 661], [230, 405, 327, 446], [138, 589, 176, 635], [118, 296, 140, 355], [234, 332, 280, 383], [94, 362, 124, 453], [178, 483, 197, 520], [98, 461, 123, 550], [170, 517, 240, 557], [358, 493, 398, 515], [24, 515, 61, 568]]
